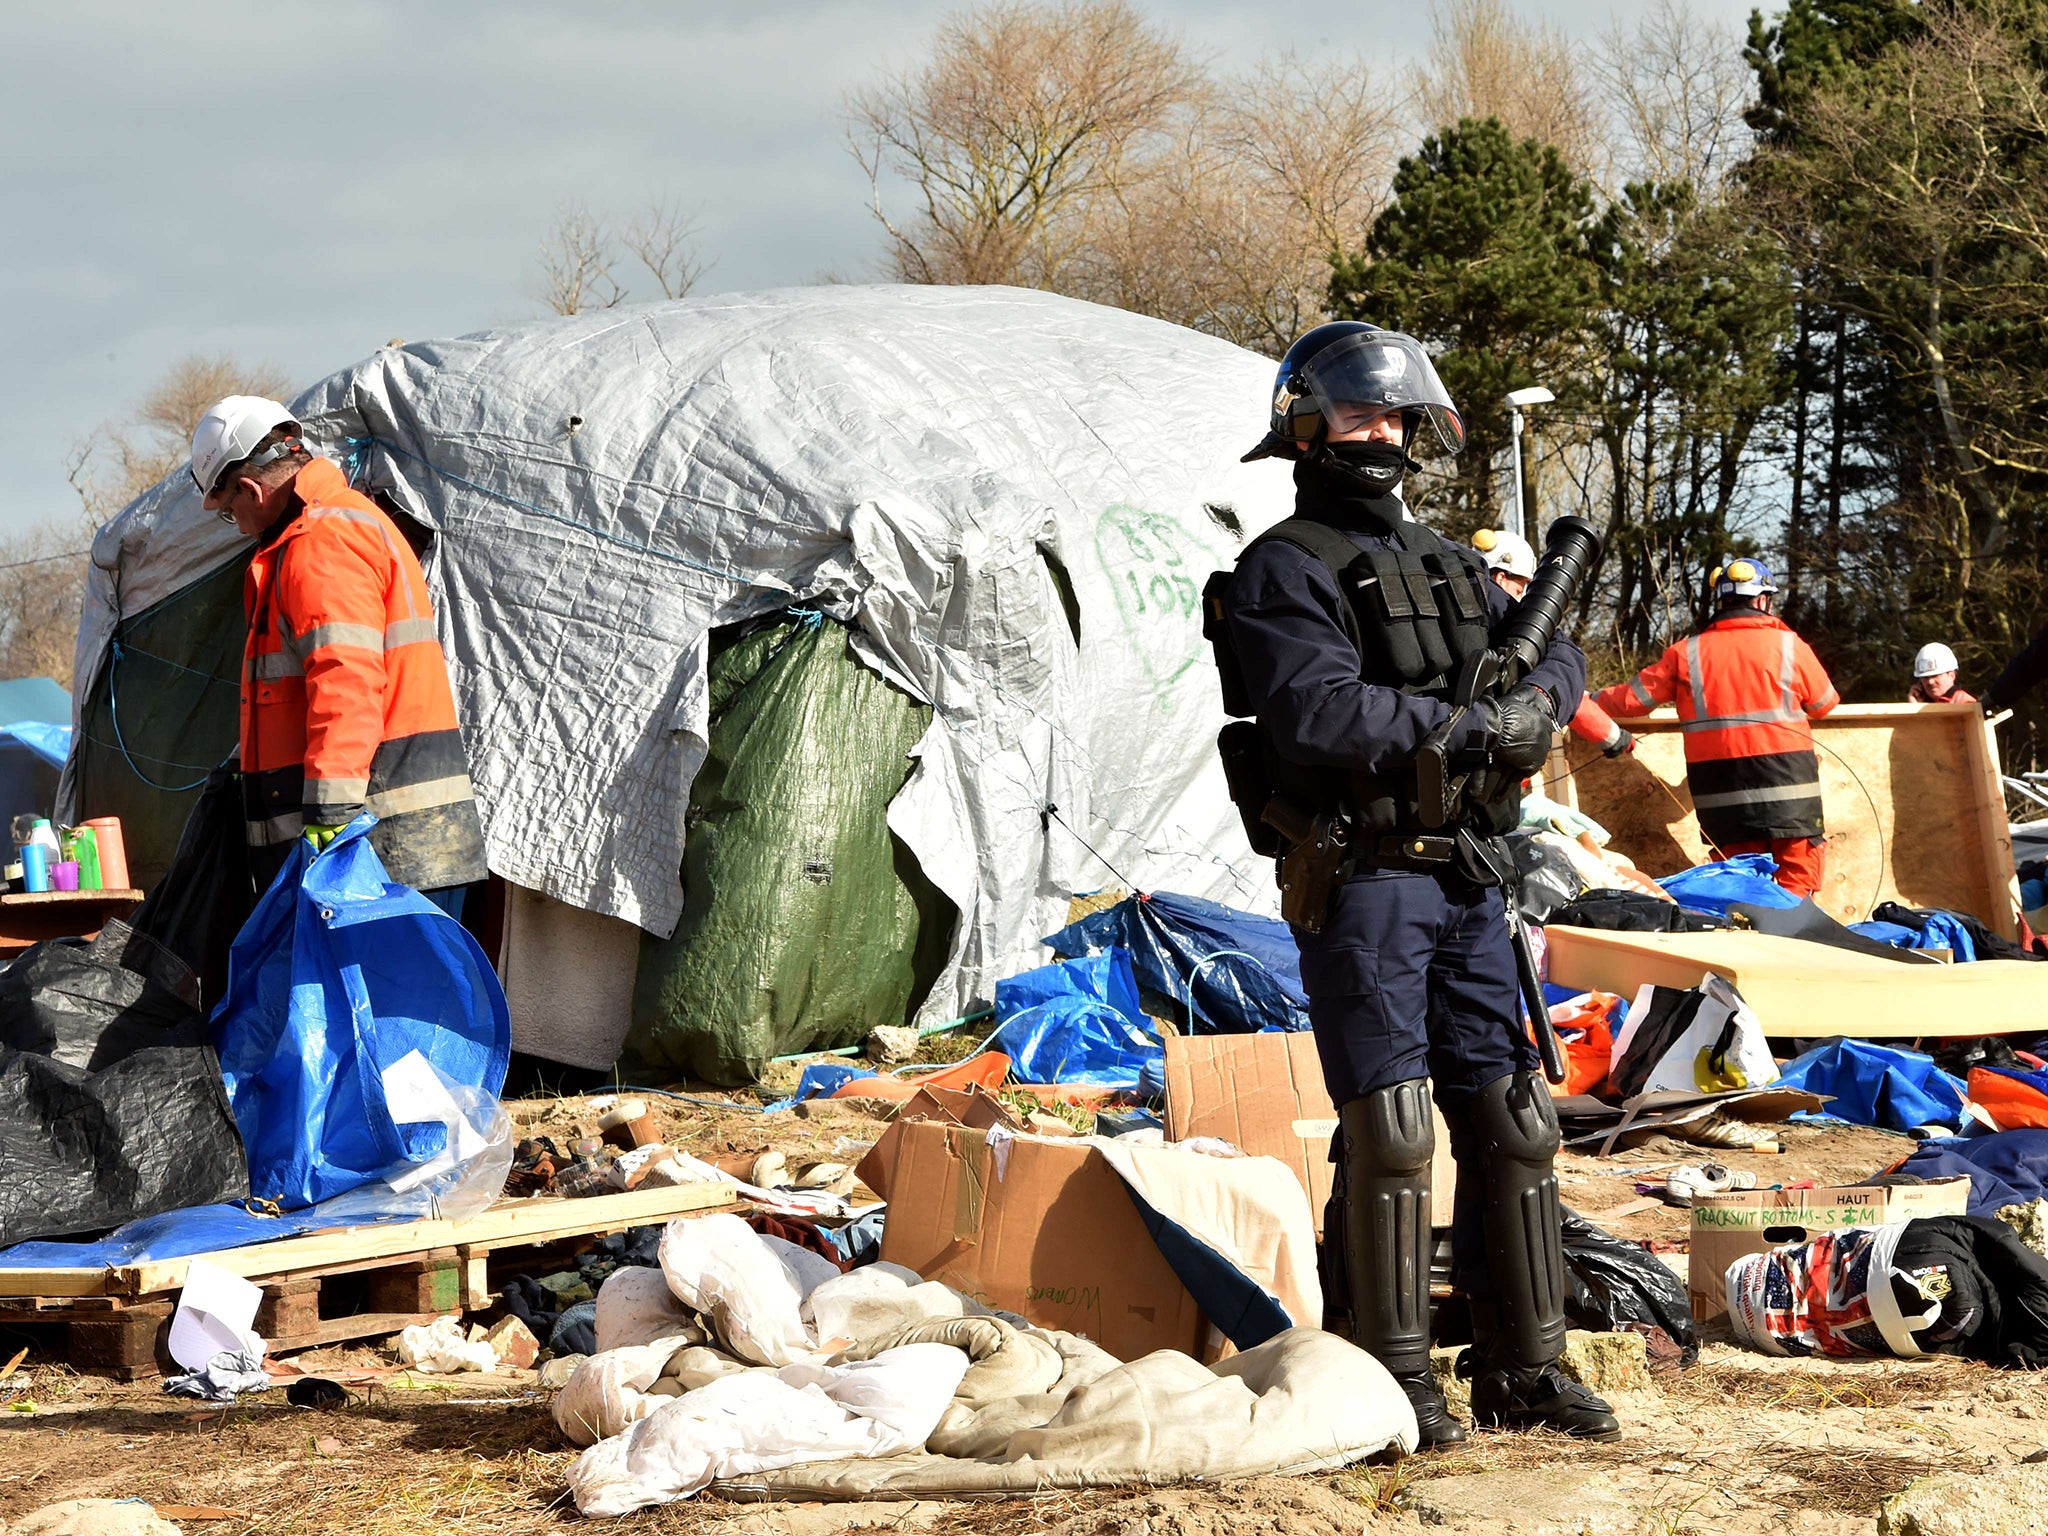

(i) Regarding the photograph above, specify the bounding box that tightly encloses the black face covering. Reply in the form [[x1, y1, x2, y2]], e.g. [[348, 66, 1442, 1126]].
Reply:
[[1310, 438, 1421, 495]]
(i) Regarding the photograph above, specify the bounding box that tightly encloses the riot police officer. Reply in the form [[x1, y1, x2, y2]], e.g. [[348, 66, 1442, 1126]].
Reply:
[[1213, 323, 1618, 1446]]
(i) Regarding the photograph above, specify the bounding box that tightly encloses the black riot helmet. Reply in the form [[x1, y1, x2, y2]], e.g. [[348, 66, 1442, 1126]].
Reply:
[[1242, 321, 1466, 463]]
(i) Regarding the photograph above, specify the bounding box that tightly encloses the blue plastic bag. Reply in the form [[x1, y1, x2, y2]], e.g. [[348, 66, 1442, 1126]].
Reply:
[[990, 948, 1159, 1087], [211, 818, 510, 1209], [1771, 1038, 1966, 1133], [1658, 855, 1801, 916]]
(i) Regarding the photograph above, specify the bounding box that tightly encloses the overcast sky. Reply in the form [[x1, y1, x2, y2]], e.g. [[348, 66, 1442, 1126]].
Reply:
[[0, 0, 1768, 538]]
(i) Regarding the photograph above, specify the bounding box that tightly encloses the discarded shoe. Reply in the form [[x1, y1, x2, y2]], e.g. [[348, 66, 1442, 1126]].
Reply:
[[1670, 1109, 1780, 1152], [1470, 1363, 1621, 1440], [1393, 1371, 1468, 1450], [1662, 1162, 1757, 1208]]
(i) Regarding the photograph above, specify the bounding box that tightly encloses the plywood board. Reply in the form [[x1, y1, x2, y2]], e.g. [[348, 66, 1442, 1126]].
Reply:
[[0, 1179, 737, 1301], [1550, 703, 2020, 937], [1545, 925, 2045, 1037]]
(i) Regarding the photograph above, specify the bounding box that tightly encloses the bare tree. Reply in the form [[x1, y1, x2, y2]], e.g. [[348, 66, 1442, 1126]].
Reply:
[[537, 202, 625, 316], [68, 353, 293, 522], [1592, 0, 1753, 193], [1414, 0, 1603, 178], [48, 354, 290, 687], [847, 1, 1206, 288], [1067, 53, 1403, 350], [0, 509, 97, 687], [625, 198, 707, 300]]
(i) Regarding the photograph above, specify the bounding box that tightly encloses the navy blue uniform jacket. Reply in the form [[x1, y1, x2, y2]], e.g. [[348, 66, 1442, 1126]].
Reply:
[[1224, 512, 1588, 781]]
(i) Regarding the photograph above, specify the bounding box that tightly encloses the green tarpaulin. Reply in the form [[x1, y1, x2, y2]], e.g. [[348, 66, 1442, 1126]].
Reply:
[[626, 612, 955, 1085], [73, 555, 248, 890]]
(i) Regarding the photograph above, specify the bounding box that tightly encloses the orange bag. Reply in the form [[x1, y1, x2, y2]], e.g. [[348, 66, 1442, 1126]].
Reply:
[[1966, 1065, 2048, 1131], [1544, 992, 1620, 1098]]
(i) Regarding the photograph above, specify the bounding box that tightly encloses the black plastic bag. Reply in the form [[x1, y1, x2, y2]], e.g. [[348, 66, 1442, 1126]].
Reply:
[[1548, 889, 1726, 934], [1509, 831, 1583, 923], [129, 760, 254, 1012], [0, 919, 249, 1248], [1561, 1205, 1698, 1364]]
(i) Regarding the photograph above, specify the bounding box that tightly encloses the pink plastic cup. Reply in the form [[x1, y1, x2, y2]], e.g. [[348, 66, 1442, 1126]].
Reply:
[[50, 860, 79, 892]]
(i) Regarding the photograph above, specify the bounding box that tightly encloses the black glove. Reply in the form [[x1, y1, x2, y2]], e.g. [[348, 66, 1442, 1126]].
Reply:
[[1486, 683, 1557, 774], [1603, 726, 1636, 758]]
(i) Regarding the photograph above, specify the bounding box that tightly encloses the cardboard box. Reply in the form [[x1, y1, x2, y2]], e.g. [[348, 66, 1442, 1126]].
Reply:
[[1687, 1178, 1973, 1320], [855, 1083, 1023, 1201], [874, 1120, 1208, 1360], [1161, 1031, 1454, 1234]]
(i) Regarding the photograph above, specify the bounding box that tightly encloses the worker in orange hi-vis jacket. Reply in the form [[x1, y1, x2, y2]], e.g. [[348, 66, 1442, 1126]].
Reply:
[[190, 396, 488, 915], [1475, 530, 1636, 759], [1592, 559, 1839, 900]]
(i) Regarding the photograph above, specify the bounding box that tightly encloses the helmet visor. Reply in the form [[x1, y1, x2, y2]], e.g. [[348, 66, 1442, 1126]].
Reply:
[[1298, 330, 1464, 457]]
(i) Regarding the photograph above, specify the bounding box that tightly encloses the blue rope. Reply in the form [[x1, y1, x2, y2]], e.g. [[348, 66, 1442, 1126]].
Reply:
[[106, 640, 215, 793], [343, 435, 756, 586]]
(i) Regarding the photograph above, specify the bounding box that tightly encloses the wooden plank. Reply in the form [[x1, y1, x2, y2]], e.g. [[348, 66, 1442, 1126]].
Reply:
[[1545, 925, 2045, 1036], [267, 1308, 445, 1353], [1966, 713, 2025, 939], [0, 1180, 737, 1301], [0, 888, 144, 906], [1558, 702, 2020, 935]]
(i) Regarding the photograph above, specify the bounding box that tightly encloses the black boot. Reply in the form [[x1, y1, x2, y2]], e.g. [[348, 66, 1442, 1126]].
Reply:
[[1453, 1073, 1622, 1442], [1470, 1359, 1621, 1440], [1394, 1369, 1468, 1449], [1337, 1081, 1467, 1450]]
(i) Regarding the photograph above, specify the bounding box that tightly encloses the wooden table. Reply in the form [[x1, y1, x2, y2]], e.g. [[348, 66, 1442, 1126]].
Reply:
[[0, 887, 145, 957]]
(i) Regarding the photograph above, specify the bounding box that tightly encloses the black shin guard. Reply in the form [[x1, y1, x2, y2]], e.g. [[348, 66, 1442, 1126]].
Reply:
[[1461, 1071, 1567, 1374], [1337, 1079, 1436, 1377]]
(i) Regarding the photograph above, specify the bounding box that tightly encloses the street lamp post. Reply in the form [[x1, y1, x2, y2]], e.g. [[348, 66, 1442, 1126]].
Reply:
[[1506, 385, 1555, 545]]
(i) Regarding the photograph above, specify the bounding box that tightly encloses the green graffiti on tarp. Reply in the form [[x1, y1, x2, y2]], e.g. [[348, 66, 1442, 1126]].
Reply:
[[1095, 504, 1217, 710]]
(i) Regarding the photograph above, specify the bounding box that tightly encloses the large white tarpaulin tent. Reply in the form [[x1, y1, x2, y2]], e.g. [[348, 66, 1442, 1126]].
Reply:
[[66, 284, 1292, 1051]]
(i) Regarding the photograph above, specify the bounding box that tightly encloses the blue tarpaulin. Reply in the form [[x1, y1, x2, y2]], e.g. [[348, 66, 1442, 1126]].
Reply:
[[1892, 1129, 2048, 1214], [0, 1194, 419, 1269], [212, 818, 510, 1209], [762, 1060, 877, 1112], [1043, 890, 1308, 1033], [1772, 1038, 1966, 1133], [1657, 855, 1801, 916], [1851, 911, 1981, 961], [989, 948, 1159, 1087]]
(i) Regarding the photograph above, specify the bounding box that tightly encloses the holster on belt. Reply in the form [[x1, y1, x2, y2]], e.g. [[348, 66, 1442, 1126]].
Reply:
[[1264, 798, 1351, 933]]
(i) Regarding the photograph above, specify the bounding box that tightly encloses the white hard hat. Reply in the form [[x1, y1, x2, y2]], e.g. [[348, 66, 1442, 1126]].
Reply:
[[1913, 641, 1960, 678], [1472, 527, 1536, 580], [190, 396, 299, 500]]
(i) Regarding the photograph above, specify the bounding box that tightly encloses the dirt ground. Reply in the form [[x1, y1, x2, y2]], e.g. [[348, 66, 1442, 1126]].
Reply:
[[0, 1101, 2011, 1536]]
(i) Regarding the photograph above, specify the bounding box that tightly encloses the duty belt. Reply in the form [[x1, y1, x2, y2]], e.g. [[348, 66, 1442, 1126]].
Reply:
[[1355, 831, 1460, 872]]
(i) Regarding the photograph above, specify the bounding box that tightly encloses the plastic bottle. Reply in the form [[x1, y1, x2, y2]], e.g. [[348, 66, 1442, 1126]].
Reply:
[[68, 826, 102, 891], [20, 821, 58, 892]]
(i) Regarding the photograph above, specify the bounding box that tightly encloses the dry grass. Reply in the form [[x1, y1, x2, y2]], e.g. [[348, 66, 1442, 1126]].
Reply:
[[1668, 1358, 1983, 1412], [1741, 1442, 1954, 1518]]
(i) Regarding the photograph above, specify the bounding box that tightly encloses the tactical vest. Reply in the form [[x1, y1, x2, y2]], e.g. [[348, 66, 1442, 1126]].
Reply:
[[1202, 514, 1508, 860]]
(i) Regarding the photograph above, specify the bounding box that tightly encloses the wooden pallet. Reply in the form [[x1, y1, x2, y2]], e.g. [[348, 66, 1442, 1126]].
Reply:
[[0, 1181, 736, 1380]]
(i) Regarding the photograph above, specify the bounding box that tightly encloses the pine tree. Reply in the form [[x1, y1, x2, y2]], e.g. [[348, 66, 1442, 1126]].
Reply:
[[1328, 117, 1598, 536]]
